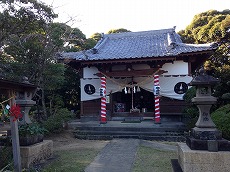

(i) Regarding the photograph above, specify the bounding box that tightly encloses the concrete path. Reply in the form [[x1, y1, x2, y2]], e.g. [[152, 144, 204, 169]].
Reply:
[[84, 139, 178, 172], [85, 139, 140, 172]]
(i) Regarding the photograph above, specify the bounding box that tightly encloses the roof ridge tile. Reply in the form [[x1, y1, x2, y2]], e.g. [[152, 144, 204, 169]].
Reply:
[[105, 28, 175, 39]]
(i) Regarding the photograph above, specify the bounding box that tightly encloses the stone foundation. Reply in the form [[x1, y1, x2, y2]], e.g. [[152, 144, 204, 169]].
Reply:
[[178, 143, 230, 172], [20, 140, 53, 169]]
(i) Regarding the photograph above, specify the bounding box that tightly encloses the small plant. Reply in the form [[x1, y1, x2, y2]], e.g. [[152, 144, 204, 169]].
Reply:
[[18, 123, 47, 136], [18, 123, 47, 146]]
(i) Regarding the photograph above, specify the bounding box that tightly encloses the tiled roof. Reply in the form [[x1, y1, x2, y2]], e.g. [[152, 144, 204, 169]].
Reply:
[[60, 28, 217, 61]]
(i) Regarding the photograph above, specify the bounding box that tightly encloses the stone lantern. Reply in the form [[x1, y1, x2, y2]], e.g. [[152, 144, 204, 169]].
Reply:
[[186, 68, 230, 151], [15, 77, 36, 124]]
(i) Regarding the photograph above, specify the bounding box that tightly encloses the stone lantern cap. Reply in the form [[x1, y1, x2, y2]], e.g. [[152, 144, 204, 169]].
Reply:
[[189, 68, 219, 86]]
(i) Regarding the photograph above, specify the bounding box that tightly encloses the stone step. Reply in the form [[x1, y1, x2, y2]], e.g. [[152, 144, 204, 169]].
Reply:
[[74, 126, 185, 133], [75, 134, 185, 142], [74, 130, 184, 136], [70, 120, 187, 141], [74, 127, 186, 141]]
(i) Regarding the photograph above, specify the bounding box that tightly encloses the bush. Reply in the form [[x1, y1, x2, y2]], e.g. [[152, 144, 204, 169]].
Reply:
[[211, 104, 230, 140], [183, 107, 199, 129], [183, 87, 199, 129], [18, 123, 47, 137], [42, 108, 73, 134], [183, 86, 196, 103]]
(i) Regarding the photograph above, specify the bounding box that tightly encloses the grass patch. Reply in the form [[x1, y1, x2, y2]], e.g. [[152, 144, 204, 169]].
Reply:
[[133, 146, 177, 172], [42, 148, 100, 172]]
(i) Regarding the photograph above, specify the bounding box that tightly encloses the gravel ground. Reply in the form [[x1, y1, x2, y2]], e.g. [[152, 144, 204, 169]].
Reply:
[[45, 130, 109, 151]]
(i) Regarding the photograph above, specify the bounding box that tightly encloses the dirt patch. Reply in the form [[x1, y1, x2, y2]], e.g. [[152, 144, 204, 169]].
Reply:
[[45, 130, 109, 151]]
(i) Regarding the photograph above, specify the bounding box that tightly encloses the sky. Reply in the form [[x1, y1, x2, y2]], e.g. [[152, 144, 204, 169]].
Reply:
[[40, 0, 229, 38]]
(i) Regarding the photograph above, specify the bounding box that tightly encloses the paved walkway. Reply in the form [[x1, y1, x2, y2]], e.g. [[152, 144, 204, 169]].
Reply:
[[84, 139, 177, 172], [85, 139, 140, 172]]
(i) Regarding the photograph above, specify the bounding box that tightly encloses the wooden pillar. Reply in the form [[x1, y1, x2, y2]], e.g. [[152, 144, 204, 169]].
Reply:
[[9, 90, 22, 172]]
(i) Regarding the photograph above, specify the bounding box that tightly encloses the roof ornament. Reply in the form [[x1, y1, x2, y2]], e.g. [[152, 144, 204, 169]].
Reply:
[[167, 32, 177, 49], [92, 48, 98, 54], [101, 33, 104, 39], [22, 76, 30, 83]]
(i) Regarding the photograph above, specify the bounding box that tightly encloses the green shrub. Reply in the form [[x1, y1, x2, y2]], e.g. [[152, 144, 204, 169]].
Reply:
[[183, 107, 199, 129], [42, 108, 72, 134], [183, 87, 199, 129], [18, 123, 47, 137], [183, 86, 196, 103], [211, 104, 230, 140]]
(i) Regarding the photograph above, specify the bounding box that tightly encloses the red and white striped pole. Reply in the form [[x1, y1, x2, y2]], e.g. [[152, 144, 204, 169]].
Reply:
[[100, 77, 107, 123], [154, 75, 161, 124]]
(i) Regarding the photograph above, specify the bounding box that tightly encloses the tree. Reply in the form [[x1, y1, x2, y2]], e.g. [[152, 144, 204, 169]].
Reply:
[[43, 63, 65, 115], [0, 0, 57, 79], [90, 32, 102, 42], [0, 0, 67, 119], [90, 28, 131, 44], [179, 9, 230, 107], [178, 10, 230, 44], [107, 28, 131, 34], [3, 27, 67, 117], [49, 23, 96, 52], [58, 67, 81, 112], [0, 0, 56, 46]]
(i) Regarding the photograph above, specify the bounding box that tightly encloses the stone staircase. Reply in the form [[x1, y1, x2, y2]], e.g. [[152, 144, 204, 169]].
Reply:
[[71, 120, 187, 142]]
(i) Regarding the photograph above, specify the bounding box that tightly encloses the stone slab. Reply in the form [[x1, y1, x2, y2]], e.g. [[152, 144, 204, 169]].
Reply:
[[178, 143, 230, 172], [20, 140, 53, 169]]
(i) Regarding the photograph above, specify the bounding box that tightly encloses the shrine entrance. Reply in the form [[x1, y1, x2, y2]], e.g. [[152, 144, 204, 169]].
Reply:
[[112, 88, 155, 118]]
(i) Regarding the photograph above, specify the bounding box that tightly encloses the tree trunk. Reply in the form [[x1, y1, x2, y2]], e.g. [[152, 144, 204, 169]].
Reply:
[[41, 87, 47, 120]]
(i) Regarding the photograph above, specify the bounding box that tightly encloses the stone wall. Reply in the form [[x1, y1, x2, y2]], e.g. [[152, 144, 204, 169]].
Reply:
[[178, 143, 230, 172], [20, 140, 53, 169]]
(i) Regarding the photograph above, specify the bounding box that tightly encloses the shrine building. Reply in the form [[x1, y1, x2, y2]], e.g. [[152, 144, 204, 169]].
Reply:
[[59, 27, 217, 122]]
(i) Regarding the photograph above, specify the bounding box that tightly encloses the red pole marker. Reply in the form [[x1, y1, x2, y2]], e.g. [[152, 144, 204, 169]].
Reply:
[[154, 75, 161, 124], [100, 77, 107, 123]]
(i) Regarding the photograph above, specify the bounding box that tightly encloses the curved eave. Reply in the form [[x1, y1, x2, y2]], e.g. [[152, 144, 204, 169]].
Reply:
[[63, 49, 215, 66]]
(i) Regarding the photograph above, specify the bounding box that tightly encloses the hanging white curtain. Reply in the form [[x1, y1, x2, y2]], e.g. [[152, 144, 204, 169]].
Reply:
[[80, 76, 192, 101], [134, 76, 192, 100]]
